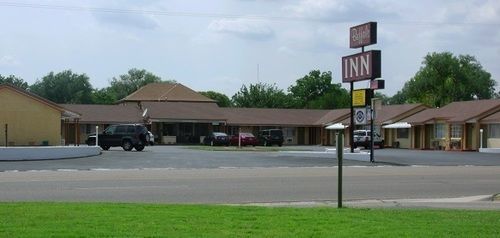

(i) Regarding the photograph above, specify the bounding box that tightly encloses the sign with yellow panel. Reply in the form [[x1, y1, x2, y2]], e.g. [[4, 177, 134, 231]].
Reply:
[[353, 89, 366, 107]]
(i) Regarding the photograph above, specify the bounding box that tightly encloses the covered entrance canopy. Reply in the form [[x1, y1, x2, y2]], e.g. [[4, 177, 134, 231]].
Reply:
[[382, 122, 411, 129], [325, 123, 348, 130]]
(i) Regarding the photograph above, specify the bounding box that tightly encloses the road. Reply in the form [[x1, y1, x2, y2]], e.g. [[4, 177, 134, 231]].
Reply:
[[0, 166, 499, 205]]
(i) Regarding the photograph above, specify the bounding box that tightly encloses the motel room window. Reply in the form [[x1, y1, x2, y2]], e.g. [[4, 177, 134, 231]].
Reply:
[[434, 124, 445, 139], [396, 128, 409, 138], [489, 124, 500, 138], [450, 124, 463, 138]]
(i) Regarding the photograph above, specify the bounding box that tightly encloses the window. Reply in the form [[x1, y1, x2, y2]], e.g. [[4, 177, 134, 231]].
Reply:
[[489, 124, 500, 138], [115, 126, 126, 134], [397, 128, 409, 138], [450, 124, 462, 138], [434, 124, 445, 139]]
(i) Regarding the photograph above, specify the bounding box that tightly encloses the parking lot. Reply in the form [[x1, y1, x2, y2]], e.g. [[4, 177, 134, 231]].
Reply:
[[1, 145, 499, 172]]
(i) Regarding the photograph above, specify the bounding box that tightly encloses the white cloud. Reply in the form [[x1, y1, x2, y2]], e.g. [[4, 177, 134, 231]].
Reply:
[[208, 18, 274, 40], [0, 55, 20, 67]]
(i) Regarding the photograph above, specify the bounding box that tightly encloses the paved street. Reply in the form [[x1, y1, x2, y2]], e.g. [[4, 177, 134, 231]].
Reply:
[[1, 146, 499, 208], [0, 166, 498, 207], [1, 146, 500, 172]]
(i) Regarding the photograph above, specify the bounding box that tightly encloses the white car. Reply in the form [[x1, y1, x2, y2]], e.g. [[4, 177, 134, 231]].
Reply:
[[353, 130, 384, 149]]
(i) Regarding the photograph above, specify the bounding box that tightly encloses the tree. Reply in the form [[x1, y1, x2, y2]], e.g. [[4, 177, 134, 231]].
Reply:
[[91, 88, 116, 104], [0, 74, 28, 89], [199, 91, 232, 107], [399, 52, 496, 107], [288, 70, 350, 109], [373, 92, 391, 105], [107, 68, 174, 101], [29, 70, 93, 104], [232, 83, 291, 108]]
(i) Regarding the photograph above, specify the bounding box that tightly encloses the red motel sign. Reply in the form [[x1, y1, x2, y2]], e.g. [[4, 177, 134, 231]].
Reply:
[[350, 22, 377, 48], [342, 50, 381, 83]]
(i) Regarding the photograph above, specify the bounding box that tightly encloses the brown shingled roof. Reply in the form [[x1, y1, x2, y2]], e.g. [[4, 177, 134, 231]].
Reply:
[[221, 108, 333, 126], [480, 111, 500, 123], [374, 103, 428, 124], [121, 83, 215, 102], [142, 101, 225, 121], [59, 104, 143, 124], [402, 99, 500, 124]]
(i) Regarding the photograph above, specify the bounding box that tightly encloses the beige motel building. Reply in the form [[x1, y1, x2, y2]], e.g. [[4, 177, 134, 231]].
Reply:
[[1, 82, 500, 151]]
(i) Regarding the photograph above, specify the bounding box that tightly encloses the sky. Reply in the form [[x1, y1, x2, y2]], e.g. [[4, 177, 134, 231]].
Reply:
[[0, 0, 499, 97]]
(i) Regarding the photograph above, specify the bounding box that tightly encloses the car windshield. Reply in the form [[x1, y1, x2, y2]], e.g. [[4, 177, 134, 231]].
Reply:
[[270, 130, 282, 136]]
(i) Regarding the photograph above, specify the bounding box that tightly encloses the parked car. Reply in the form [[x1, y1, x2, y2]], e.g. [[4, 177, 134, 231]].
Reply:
[[230, 133, 258, 146], [258, 129, 284, 146], [86, 124, 149, 151], [353, 130, 384, 149], [203, 132, 230, 146]]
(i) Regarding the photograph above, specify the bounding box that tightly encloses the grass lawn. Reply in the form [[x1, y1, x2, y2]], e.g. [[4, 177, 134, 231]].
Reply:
[[186, 145, 312, 152], [1, 203, 499, 237]]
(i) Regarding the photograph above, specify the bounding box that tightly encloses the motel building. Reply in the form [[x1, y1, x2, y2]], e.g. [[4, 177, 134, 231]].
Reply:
[[1, 82, 500, 151]]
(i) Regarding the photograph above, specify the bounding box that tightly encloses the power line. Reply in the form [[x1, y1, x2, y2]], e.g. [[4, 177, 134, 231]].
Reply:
[[0, 1, 499, 26]]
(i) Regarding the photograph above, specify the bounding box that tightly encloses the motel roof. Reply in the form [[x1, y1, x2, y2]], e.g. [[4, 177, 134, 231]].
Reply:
[[59, 104, 143, 124], [141, 101, 226, 122], [121, 83, 215, 103], [402, 99, 500, 124], [220, 107, 336, 126], [374, 103, 428, 124]]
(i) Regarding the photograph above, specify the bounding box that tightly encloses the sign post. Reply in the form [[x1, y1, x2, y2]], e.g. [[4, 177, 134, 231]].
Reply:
[[342, 21, 381, 162], [337, 131, 344, 208], [4, 124, 7, 147]]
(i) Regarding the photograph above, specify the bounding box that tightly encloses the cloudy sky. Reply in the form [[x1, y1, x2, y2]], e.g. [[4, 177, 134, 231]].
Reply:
[[0, 0, 499, 97]]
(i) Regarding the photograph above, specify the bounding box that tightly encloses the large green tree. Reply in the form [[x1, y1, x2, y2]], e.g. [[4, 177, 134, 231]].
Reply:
[[106, 68, 174, 102], [398, 52, 496, 107], [29, 70, 93, 104], [0, 74, 28, 89], [288, 70, 350, 109], [199, 91, 232, 107], [232, 83, 291, 108]]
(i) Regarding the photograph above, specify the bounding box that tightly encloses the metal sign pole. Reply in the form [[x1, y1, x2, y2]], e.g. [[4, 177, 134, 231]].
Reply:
[[4, 124, 7, 147], [337, 131, 344, 208], [350, 82, 354, 153], [370, 99, 375, 163], [95, 126, 99, 147]]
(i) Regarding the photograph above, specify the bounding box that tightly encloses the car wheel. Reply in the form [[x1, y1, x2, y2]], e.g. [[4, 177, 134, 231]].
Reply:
[[135, 145, 145, 151], [122, 140, 133, 151], [100, 145, 110, 150], [278, 143, 282, 147]]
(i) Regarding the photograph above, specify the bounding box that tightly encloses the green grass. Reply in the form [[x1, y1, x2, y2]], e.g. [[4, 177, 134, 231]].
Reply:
[[186, 145, 311, 152], [1, 203, 499, 237]]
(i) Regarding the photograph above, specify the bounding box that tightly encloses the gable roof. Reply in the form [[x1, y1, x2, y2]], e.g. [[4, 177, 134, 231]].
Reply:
[[1, 83, 80, 119], [221, 107, 334, 126], [402, 99, 500, 124], [59, 104, 143, 123], [479, 110, 500, 124], [375, 103, 428, 124], [121, 83, 215, 103]]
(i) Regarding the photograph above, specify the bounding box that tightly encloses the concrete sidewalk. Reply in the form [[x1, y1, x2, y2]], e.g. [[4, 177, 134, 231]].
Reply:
[[238, 194, 500, 210]]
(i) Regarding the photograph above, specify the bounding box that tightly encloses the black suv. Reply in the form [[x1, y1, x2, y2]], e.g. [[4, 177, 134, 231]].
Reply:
[[258, 129, 284, 146], [86, 124, 149, 151]]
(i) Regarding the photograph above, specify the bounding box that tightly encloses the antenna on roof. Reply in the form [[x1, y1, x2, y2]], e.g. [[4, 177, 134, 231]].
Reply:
[[257, 64, 260, 83]]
